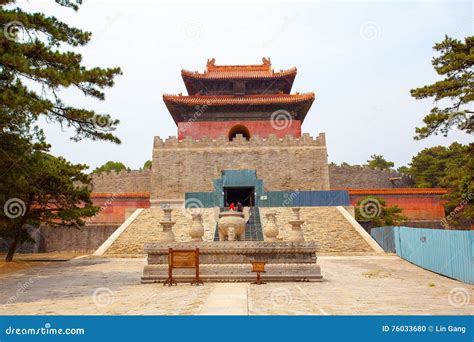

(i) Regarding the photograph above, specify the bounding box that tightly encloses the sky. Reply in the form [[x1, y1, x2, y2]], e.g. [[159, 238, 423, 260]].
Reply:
[[13, 0, 473, 171]]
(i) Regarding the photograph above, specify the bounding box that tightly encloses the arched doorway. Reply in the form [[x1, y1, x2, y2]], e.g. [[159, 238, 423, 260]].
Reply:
[[228, 124, 250, 140]]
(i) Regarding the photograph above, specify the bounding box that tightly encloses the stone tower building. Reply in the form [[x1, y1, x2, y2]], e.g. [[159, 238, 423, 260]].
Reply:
[[150, 58, 330, 207]]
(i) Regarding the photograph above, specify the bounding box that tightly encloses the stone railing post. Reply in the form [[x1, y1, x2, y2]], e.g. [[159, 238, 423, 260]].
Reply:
[[160, 207, 176, 242], [288, 207, 305, 242]]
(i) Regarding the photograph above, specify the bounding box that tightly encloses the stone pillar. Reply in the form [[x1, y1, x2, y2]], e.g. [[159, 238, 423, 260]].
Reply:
[[160, 208, 176, 242], [263, 212, 279, 242], [189, 213, 204, 241], [288, 207, 305, 242]]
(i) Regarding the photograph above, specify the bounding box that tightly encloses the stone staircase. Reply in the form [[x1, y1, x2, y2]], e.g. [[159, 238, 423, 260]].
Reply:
[[260, 207, 375, 253], [245, 206, 264, 241]]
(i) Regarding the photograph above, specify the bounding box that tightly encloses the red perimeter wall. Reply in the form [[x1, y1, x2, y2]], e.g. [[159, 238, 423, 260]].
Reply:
[[177, 120, 301, 140], [89, 192, 150, 224], [348, 189, 447, 220], [88, 189, 447, 224]]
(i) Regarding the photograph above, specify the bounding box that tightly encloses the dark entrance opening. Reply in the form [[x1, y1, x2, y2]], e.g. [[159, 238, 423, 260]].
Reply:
[[228, 125, 251, 140], [224, 187, 255, 207]]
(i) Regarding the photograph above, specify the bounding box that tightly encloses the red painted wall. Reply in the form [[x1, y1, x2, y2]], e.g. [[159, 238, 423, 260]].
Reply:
[[89, 193, 150, 224], [349, 192, 447, 220], [177, 120, 301, 140]]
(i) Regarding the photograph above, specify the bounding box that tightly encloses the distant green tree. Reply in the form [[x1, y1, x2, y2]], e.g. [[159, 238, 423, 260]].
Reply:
[[93, 161, 129, 174], [366, 154, 395, 170], [439, 144, 473, 228], [397, 166, 410, 174], [355, 196, 406, 227], [403, 143, 473, 227], [143, 160, 152, 170], [407, 143, 468, 188], [410, 35, 473, 139], [0, 152, 99, 261]]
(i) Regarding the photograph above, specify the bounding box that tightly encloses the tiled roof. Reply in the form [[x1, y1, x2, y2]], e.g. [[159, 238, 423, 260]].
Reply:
[[163, 93, 315, 106], [181, 57, 297, 80]]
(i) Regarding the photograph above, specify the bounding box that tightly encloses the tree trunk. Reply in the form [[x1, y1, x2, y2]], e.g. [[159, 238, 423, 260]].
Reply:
[[5, 234, 20, 262], [5, 196, 31, 262]]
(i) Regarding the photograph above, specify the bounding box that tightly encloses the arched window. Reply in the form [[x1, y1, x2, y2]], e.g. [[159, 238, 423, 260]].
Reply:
[[228, 124, 251, 140]]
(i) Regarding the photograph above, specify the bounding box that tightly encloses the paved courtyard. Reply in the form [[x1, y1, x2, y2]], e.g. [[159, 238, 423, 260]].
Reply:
[[0, 255, 472, 315]]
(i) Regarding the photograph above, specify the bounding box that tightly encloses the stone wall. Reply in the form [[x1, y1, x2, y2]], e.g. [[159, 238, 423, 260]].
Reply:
[[89, 149, 417, 196], [329, 164, 413, 189], [0, 224, 118, 253], [91, 169, 151, 193], [40, 224, 118, 252], [151, 133, 330, 201]]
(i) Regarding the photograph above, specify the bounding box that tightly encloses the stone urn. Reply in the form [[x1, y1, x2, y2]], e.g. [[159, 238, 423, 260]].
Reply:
[[189, 213, 204, 241], [160, 207, 176, 242], [288, 207, 305, 242], [217, 211, 246, 241], [263, 212, 279, 242]]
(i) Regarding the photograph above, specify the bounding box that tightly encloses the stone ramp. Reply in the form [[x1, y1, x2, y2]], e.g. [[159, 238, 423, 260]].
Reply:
[[260, 206, 379, 253], [103, 207, 217, 256]]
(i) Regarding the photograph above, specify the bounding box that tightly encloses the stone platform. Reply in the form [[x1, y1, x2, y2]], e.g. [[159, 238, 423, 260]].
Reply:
[[141, 241, 322, 283]]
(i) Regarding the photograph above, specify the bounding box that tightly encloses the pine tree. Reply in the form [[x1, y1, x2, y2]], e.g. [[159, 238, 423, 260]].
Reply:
[[0, 0, 122, 143], [410, 35, 473, 139], [0, 0, 122, 260], [365, 154, 394, 170], [0, 151, 99, 261]]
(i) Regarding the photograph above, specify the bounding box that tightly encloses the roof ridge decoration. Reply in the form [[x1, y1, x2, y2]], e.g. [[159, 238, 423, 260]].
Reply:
[[181, 57, 297, 79], [206, 57, 272, 72]]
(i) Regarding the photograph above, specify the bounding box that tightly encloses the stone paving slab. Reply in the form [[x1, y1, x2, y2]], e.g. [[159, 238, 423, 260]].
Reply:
[[0, 256, 472, 315], [199, 283, 249, 315]]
